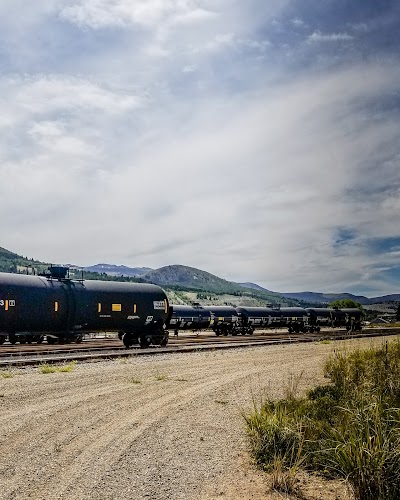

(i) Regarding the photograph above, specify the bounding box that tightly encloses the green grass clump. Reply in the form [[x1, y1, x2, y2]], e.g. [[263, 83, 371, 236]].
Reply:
[[57, 361, 77, 373], [0, 370, 14, 379], [245, 340, 400, 499], [39, 361, 77, 374], [39, 363, 57, 374]]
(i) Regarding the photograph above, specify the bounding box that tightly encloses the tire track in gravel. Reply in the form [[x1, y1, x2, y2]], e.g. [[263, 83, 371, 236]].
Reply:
[[0, 341, 371, 500], [29, 361, 275, 500]]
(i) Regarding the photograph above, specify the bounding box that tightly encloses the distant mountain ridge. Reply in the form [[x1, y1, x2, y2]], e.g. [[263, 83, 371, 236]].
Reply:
[[83, 263, 152, 277], [238, 282, 274, 293], [280, 291, 400, 305], [139, 265, 284, 302], [0, 245, 398, 304]]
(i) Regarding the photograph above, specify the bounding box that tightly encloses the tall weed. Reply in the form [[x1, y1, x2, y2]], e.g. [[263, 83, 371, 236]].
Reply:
[[245, 340, 400, 499]]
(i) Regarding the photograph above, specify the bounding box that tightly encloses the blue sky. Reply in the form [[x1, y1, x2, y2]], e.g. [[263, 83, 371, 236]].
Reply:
[[0, 1, 399, 296]]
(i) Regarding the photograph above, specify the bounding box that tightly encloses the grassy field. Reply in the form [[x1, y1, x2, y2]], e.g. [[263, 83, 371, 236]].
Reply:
[[245, 339, 400, 499]]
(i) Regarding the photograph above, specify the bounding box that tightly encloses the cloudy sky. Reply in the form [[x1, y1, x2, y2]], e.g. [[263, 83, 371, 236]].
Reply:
[[1, 1, 400, 296]]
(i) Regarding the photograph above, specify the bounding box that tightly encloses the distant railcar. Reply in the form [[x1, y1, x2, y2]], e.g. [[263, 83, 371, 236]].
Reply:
[[280, 307, 309, 333], [306, 307, 362, 332], [235, 306, 278, 334], [340, 308, 363, 332], [167, 304, 212, 334], [235, 306, 308, 334], [203, 306, 239, 335], [0, 268, 169, 348]]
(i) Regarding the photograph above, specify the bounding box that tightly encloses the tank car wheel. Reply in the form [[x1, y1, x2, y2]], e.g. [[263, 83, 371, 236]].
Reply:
[[47, 336, 56, 345], [139, 336, 151, 349], [0, 336, 5, 345], [19, 336, 26, 344], [9, 335, 17, 345], [75, 334, 83, 344], [36, 336, 44, 344], [160, 336, 168, 347], [215, 329, 221, 336], [249, 328, 254, 336], [122, 333, 133, 349]]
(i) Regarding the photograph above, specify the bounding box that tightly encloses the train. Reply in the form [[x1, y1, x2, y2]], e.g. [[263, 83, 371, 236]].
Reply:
[[0, 268, 363, 348], [0, 267, 170, 348], [169, 304, 363, 335]]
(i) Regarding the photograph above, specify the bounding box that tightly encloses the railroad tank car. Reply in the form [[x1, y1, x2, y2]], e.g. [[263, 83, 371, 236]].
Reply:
[[279, 307, 309, 333], [340, 308, 363, 332], [203, 306, 239, 335], [0, 268, 169, 348], [235, 306, 278, 334], [235, 306, 308, 334], [167, 304, 212, 335], [306, 307, 362, 332], [305, 307, 339, 331]]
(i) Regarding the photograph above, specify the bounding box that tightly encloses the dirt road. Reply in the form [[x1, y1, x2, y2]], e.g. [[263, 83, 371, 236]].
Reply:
[[0, 338, 381, 499]]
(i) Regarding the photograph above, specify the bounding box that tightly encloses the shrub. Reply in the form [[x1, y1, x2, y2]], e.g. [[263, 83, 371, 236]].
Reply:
[[245, 340, 400, 499]]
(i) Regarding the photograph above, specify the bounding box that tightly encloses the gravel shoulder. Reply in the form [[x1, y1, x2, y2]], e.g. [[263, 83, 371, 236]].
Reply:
[[0, 336, 392, 499]]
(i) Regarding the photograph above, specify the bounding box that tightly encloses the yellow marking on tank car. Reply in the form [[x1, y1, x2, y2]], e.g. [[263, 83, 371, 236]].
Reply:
[[54, 301, 59, 312], [5, 300, 8, 311], [112, 303, 122, 312], [98, 303, 102, 313], [134, 304, 137, 313]]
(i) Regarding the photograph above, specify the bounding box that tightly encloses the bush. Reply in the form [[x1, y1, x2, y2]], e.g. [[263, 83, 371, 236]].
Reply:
[[245, 340, 400, 499]]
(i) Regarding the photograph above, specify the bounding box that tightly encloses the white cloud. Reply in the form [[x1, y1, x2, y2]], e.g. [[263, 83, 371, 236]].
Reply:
[[0, 2, 399, 296], [3, 59, 399, 296], [291, 18, 304, 27], [194, 33, 270, 54], [60, 0, 216, 29], [307, 31, 354, 43]]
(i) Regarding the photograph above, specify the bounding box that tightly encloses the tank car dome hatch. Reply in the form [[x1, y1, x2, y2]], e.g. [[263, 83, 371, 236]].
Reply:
[[48, 266, 70, 279]]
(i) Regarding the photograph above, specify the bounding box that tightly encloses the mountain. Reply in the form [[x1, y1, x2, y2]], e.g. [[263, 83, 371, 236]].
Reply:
[[142, 265, 250, 294], [0, 246, 49, 274], [368, 294, 400, 304], [280, 291, 372, 305], [140, 265, 287, 303], [238, 282, 274, 293], [0, 245, 397, 305], [83, 263, 152, 277]]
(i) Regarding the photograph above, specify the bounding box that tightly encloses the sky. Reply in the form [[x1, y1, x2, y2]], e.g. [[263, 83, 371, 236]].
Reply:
[[1, 0, 400, 296]]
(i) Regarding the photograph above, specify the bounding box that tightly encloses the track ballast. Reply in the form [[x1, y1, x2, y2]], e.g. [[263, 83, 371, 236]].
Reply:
[[0, 328, 399, 368]]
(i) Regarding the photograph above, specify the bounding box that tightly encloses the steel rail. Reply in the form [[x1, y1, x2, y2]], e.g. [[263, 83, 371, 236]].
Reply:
[[0, 328, 399, 368]]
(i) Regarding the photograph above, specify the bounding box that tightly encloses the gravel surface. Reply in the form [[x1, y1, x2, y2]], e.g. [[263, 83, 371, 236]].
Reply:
[[0, 337, 390, 499]]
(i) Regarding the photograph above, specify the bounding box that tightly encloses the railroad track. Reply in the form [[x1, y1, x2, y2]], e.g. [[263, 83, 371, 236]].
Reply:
[[0, 328, 399, 368]]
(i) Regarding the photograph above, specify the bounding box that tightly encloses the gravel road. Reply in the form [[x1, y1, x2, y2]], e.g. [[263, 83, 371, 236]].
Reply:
[[0, 338, 384, 499]]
